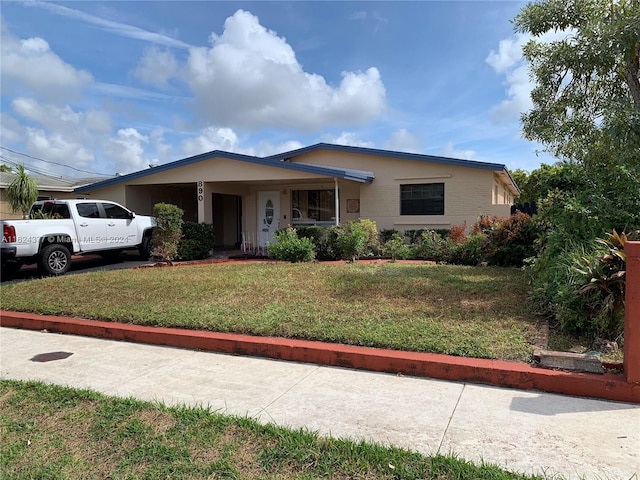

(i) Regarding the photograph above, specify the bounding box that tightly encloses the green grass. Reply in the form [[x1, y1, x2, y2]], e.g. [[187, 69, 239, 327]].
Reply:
[[0, 263, 542, 361], [0, 380, 551, 479]]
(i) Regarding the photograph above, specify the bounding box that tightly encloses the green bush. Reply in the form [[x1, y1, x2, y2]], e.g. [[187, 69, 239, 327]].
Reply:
[[412, 231, 457, 263], [487, 212, 537, 267], [358, 219, 380, 256], [452, 234, 488, 266], [379, 228, 400, 244], [295, 226, 339, 260], [177, 222, 215, 261], [382, 233, 412, 261], [335, 221, 368, 262], [268, 227, 315, 263], [151, 203, 184, 263]]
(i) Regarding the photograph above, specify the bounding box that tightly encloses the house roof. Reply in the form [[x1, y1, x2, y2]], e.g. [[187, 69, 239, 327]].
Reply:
[[74, 143, 519, 195], [0, 171, 109, 192]]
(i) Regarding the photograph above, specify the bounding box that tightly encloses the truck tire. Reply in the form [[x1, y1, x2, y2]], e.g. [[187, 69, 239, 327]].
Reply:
[[39, 244, 71, 276], [139, 235, 152, 260]]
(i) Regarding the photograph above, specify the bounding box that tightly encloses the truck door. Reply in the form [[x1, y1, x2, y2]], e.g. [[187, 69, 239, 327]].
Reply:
[[75, 202, 107, 252], [100, 202, 138, 248]]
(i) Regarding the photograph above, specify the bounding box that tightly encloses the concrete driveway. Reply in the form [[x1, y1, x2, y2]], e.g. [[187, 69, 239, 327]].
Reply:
[[1, 251, 151, 283]]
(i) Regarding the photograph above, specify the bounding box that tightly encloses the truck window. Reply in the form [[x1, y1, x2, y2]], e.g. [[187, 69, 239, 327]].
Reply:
[[30, 203, 71, 219], [76, 203, 101, 218], [101, 203, 131, 219]]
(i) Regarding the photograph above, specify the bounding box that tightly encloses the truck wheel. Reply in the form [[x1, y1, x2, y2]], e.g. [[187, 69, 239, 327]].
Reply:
[[139, 235, 152, 260], [39, 244, 71, 276]]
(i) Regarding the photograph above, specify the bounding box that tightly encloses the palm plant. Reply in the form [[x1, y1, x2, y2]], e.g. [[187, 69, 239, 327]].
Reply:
[[6, 165, 38, 218]]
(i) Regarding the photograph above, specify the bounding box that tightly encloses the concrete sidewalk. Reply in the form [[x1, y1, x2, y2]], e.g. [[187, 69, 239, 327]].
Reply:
[[1, 327, 638, 479]]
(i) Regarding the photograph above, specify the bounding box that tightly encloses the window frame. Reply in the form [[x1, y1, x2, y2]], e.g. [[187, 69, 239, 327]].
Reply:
[[400, 183, 445, 216]]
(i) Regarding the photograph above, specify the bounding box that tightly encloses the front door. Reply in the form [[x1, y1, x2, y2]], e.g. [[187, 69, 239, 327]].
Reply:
[[257, 191, 280, 247]]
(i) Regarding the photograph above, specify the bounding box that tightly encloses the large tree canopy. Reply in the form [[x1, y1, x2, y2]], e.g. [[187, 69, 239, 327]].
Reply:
[[515, 0, 640, 162]]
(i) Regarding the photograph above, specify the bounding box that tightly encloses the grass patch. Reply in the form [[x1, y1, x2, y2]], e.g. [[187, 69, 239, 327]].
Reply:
[[0, 380, 550, 479], [1, 263, 541, 361]]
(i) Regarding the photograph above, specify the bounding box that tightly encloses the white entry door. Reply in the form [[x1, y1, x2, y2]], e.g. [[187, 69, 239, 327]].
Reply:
[[257, 191, 280, 247]]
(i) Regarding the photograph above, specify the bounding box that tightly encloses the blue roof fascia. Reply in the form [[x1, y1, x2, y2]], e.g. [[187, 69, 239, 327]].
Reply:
[[75, 149, 374, 194], [267, 143, 508, 172]]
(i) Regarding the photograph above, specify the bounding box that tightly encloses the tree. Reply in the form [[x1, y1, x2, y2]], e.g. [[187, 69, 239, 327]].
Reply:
[[514, 0, 640, 339], [6, 165, 38, 218], [515, 0, 640, 162], [514, 0, 640, 235]]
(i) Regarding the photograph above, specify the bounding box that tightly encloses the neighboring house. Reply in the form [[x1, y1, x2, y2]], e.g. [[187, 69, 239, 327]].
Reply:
[[0, 172, 109, 219], [75, 143, 520, 248]]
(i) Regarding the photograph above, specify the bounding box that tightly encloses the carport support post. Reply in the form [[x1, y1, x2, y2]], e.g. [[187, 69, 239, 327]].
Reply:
[[334, 178, 339, 226], [624, 241, 640, 384]]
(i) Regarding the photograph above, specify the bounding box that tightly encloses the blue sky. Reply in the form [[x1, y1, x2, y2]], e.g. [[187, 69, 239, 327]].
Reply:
[[0, 1, 557, 179]]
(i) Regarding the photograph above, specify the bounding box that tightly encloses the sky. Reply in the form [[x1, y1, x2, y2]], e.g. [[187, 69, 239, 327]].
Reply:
[[0, 0, 559, 180]]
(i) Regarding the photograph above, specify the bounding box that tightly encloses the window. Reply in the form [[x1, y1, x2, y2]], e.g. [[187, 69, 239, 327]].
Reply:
[[291, 189, 335, 223], [76, 202, 101, 218], [102, 202, 131, 219], [31, 202, 71, 219], [400, 183, 444, 215]]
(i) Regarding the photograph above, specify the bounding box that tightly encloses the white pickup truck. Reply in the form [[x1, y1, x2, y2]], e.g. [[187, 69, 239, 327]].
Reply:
[[1, 199, 155, 276]]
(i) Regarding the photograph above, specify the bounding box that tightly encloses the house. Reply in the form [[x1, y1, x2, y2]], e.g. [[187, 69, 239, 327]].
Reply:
[[0, 171, 107, 219], [75, 143, 520, 248]]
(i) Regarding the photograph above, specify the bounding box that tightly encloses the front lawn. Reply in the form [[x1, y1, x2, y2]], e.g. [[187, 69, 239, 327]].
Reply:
[[1, 262, 540, 361], [0, 380, 547, 479]]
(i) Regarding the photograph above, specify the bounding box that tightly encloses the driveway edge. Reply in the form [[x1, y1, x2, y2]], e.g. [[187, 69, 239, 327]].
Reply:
[[2, 310, 638, 404]]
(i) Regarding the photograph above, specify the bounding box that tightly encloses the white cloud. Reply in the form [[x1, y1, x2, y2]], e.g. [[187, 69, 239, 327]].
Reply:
[[486, 34, 528, 74], [487, 30, 573, 124], [0, 114, 25, 144], [440, 141, 476, 160], [348, 11, 367, 21], [25, 0, 193, 49], [0, 24, 93, 101], [384, 129, 422, 153], [181, 126, 245, 157], [186, 9, 386, 130], [104, 128, 150, 173], [133, 47, 179, 88], [328, 132, 374, 148], [181, 126, 305, 158], [12, 97, 110, 134], [254, 140, 304, 157], [24, 127, 95, 166]]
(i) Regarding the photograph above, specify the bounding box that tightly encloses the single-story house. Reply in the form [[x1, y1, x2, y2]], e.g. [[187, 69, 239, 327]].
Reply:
[[75, 143, 520, 248], [0, 171, 103, 219]]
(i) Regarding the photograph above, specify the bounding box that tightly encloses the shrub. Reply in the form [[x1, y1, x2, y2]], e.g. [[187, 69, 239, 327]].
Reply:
[[358, 218, 380, 256], [177, 222, 215, 261], [151, 203, 184, 264], [471, 215, 503, 235], [295, 226, 339, 260], [412, 231, 457, 263], [572, 230, 632, 339], [379, 228, 400, 244], [382, 233, 412, 261], [452, 234, 488, 266], [488, 212, 537, 267], [448, 222, 467, 245], [404, 229, 429, 244], [268, 226, 315, 263], [335, 221, 368, 262]]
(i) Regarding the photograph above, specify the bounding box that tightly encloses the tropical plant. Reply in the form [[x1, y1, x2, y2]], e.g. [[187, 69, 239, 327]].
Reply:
[[6, 165, 38, 218], [574, 230, 630, 339]]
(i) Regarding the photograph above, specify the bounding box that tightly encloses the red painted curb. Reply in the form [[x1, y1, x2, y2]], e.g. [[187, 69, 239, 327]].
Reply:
[[2, 310, 638, 404]]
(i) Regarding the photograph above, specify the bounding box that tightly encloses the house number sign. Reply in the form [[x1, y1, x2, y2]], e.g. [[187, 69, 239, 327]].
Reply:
[[197, 181, 204, 202]]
